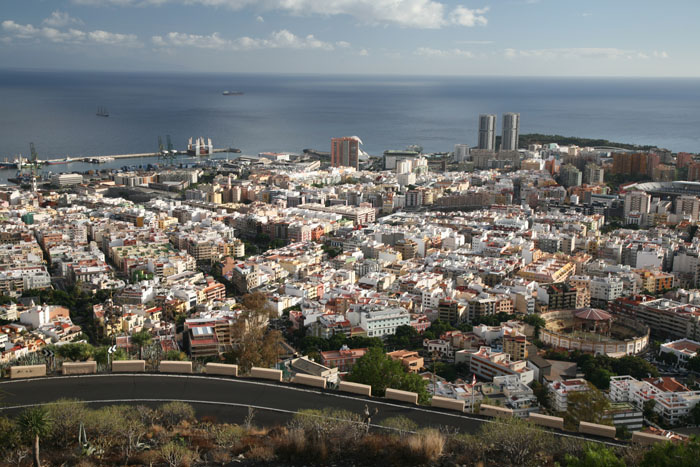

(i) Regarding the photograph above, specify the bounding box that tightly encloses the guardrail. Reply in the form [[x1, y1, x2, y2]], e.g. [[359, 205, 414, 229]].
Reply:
[[2, 363, 677, 444]]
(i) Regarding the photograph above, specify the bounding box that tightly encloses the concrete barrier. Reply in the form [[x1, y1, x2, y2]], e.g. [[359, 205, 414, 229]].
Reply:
[[528, 413, 565, 430], [339, 381, 372, 397], [249, 367, 282, 382], [62, 361, 97, 375], [632, 431, 670, 446], [112, 360, 145, 373], [431, 395, 465, 412], [578, 421, 616, 438], [159, 361, 193, 374], [10, 364, 46, 379], [291, 374, 327, 389], [385, 388, 418, 405], [479, 404, 513, 418], [206, 362, 238, 377]]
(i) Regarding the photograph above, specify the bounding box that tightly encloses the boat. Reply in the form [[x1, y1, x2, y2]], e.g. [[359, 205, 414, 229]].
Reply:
[[96, 106, 109, 117], [222, 91, 244, 96]]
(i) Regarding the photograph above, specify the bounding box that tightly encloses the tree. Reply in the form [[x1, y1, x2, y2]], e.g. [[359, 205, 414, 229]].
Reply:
[[687, 355, 700, 373], [224, 292, 281, 373], [54, 342, 93, 362], [347, 347, 430, 403], [476, 416, 554, 466], [588, 368, 614, 390], [644, 399, 660, 425], [689, 402, 700, 425], [164, 350, 188, 361], [18, 406, 53, 467], [563, 385, 611, 430], [130, 330, 152, 360], [565, 443, 624, 467], [641, 435, 700, 467], [658, 352, 679, 366]]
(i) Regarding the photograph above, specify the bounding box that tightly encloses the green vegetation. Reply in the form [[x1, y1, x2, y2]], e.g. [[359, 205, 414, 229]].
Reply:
[[22, 287, 114, 344], [347, 347, 430, 404], [53, 342, 94, 362], [0, 400, 656, 466], [563, 384, 612, 430], [130, 329, 153, 360], [605, 172, 652, 192], [18, 406, 52, 467], [518, 133, 658, 151], [542, 350, 658, 389]]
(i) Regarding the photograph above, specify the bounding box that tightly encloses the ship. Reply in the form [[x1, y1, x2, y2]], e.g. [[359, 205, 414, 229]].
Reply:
[[222, 91, 244, 96], [187, 137, 213, 156], [96, 106, 109, 117]]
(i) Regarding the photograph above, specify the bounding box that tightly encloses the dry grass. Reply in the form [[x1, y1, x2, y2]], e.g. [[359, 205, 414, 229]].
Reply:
[[404, 428, 446, 464], [246, 444, 275, 462]]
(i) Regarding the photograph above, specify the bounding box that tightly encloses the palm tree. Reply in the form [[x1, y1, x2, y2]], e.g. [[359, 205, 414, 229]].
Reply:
[[19, 406, 53, 467], [130, 330, 153, 360]]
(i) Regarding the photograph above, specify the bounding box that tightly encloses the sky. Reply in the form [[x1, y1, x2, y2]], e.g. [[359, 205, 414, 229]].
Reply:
[[1, 0, 698, 76]]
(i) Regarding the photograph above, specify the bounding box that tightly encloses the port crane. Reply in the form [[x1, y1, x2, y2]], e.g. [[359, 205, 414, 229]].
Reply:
[[157, 135, 177, 166], [22, 143, 43, 191]]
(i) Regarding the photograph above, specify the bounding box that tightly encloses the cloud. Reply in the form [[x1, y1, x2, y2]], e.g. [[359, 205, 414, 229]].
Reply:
[[73, 0, 490, 29], [2, 19, 141, 46], [152, 29, 337, 50], [42, 11, 84, 27], [256, 15, 264, 22], [415, 47, 474, 58], [448, 6, 488, 27], [504, 47, 669, 60], [455, 40, 493, 45], [358, 48, 369, 56]]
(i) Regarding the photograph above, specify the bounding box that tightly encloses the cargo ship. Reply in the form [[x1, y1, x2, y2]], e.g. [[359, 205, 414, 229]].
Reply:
[[97, 106, 109, 117], [222, 91, 244, 96], [187, 137, 213, 156]]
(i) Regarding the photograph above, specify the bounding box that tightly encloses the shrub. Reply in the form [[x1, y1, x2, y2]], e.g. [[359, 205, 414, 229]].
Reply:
[[210, 424, 245, 449], [404, 428, 445, 464], [45, 398, 88, 446], [159, 441, 198, 467], [160, 402, 196, 429]]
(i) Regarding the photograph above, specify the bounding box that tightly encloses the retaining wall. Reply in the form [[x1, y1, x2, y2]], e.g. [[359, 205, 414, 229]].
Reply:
[[431, 395, 465, 412], [249, 367, 283, 382], [291, 374, 326, 389], [578, 421, 616, 438], [206, 363, 238, 377], [528, 413, 564, 430], [9, 364, 46, 379], [385, 388, 418, 404], [112, 360, 145, 372], [159, 361, 193, 374], [338, 381, 372, 397], [62, 361, 97, 375]]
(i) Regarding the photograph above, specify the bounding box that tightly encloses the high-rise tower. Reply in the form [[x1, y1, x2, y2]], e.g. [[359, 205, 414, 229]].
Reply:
[[331, 136, 360, 169], [478, 114, 496, 151], [501, 112, 520, 151]]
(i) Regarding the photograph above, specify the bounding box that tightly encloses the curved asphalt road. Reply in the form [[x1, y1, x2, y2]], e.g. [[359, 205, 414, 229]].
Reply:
[[0, 374, 624, 446]]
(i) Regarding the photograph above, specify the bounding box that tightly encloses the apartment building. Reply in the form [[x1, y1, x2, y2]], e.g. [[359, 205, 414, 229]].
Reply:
[[457, 346, 534, 384], [610, 375, 700, 425], [320, 346, 368, 372], [548, 378, 590, 412], [610, 296, 700, 340]]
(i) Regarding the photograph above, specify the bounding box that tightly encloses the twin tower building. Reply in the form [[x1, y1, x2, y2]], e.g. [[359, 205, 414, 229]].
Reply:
[[478, 113, 520, 151]]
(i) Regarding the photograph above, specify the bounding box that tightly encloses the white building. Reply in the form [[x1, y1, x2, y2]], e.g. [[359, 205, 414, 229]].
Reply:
[[660, 338, 700, 363], [457, 346, 534, 385], [548, 379, 590, 412], [609, 375, 700, 425], [590, 275, 624, 305], [346, 306, 410, 338]]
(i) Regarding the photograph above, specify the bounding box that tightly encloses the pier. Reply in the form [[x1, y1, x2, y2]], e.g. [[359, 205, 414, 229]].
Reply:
[[1, 148, 241, 169]]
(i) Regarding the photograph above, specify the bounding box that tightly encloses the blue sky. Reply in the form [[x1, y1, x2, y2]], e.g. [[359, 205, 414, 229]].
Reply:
[[1, 0, 696, 76]]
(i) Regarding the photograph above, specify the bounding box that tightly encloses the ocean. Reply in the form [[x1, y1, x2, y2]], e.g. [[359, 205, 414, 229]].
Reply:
[[1, 70, 699, 180]]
